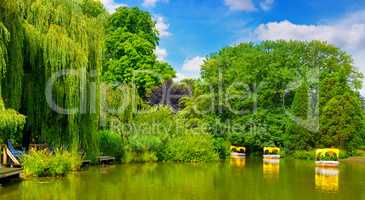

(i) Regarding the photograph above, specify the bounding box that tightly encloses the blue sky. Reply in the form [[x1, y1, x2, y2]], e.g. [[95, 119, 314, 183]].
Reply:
[[102, 0, 365, 84]]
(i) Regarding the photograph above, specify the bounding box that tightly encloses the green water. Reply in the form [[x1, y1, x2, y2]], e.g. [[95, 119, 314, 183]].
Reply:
[[1, 159, 364, 200]]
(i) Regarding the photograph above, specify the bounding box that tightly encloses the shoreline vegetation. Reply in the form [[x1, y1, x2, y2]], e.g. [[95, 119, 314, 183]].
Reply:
[[19, 146, 365, 177], [1, 0, 365, 178]]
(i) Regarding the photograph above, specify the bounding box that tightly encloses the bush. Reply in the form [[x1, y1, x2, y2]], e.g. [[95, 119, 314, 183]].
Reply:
[[228, 132, 245, 146], [123, 134, 165, 163], [339, 150, 361, 159], [99, 130, 124, 161], [22, 150, 81, 177], [163, 134, 219, 162], [0, 98, 26, 144], [22, 150, 49, 177], [213, 137, 230, 160], [290, 150, 315, 160], [114, 105, 178, 163], [127, 134, 165, 153], [48, 152, 70, 176]]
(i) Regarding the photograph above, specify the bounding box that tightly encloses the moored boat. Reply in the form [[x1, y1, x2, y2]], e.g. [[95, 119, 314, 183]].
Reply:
[[263, 147, 280, 159], [230, 146, 246, 158], [315, 148, 340, 167]]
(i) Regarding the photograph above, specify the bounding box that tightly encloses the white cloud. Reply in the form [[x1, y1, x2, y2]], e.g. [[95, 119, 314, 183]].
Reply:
[[254, 10, 365, 79], [101, 0, 127, 13], [179, 56, 206, 79], [143, 0, 158, 7], [260, 0, 274, 11], [143, 0, 168, 7], [182, 56, 205, 72], [353, 49, 365, 74], [155, 46, 168, 61], [255, 20, 365, 51], [224, 0, 256, 12], [155, 16, 171, 37], [174, 73, 188, 82]]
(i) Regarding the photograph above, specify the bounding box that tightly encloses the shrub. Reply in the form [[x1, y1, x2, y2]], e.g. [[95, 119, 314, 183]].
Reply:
[[22, 150, 49, 177], [114, 105, 178, 163], [228, 132, 245, 146], [142, 151, 158, 162], [163, 134, 219, 162], [339, 150, 361, 159], [213, 137, 230, 159], [128, 134, 164, 153], [99, 130, 124, 161], [0, 98, 26, 144], [49, 151, 73, 176], [290, 150, 315, 160], [123, 134, 165, 163], [22, 149, 81, 177]]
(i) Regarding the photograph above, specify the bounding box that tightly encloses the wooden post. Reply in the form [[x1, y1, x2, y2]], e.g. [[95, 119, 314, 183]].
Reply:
[[2, 144, 8, 166], [0, 144, 2, 167]]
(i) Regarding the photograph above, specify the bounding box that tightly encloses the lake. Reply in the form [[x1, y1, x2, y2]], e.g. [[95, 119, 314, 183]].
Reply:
[[0, 159, 364, 200]]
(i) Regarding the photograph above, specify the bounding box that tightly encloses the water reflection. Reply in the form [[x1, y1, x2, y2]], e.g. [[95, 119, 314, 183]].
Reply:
[[2, 160, 364, 200], [315, 167, 339, 192], [263, 158, 280, 179], [230, 158, 246, 168]]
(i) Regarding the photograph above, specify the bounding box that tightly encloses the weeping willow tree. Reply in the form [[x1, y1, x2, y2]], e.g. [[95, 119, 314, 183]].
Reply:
[[0, 0, 24, 111], [0, 22, 9, 81], [0, 1, 26, 144], [0, 0, 106, 158]]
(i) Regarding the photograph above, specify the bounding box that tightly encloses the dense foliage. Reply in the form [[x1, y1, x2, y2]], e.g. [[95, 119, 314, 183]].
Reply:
[[22, 149, 81, 177], [0, 0, 106, 158], [0, 98, 26, 144], [180, 41, 364, 151], [99, 130, 124, 161], [100, 91, 219, 162], [103, 7, 175, 97], [163, 133, 219, 162]]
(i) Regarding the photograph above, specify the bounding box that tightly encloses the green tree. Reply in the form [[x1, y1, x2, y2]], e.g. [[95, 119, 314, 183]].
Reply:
[[80, 0, 107, 18], [288, 83, 316, 150], [0, 0, 106, 158], [181, 41, 364, 150], [103, 7, 175, 97], [320, 92, 363, 149]]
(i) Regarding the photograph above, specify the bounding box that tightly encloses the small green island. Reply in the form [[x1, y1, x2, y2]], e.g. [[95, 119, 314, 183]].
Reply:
[[0, 0, 365, 199]]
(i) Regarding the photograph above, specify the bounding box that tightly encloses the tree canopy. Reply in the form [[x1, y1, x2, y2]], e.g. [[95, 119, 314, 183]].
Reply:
[[180, 41, 364, 150], [103, 7, 175, 97], [0, 0, 107, 157]]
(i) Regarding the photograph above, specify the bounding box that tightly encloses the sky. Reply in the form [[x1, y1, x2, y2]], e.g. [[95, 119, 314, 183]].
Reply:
[[102, 0, 365, 88]]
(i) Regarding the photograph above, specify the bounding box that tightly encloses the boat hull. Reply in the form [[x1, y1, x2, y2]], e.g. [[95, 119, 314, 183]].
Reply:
[[263, 154, 280, 159], [230, 152, 246, 158], [315, 161, 339, 167]]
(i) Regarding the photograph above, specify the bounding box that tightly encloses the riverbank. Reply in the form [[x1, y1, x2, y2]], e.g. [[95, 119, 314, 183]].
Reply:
[[342, 156, 365, 164], [341, 149, 365, 163]]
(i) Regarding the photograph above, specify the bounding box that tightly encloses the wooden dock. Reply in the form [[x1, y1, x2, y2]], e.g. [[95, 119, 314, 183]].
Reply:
[[0, 168, 22, 180], [97, 156, 115, 164], [81, 160, 91, 168]]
